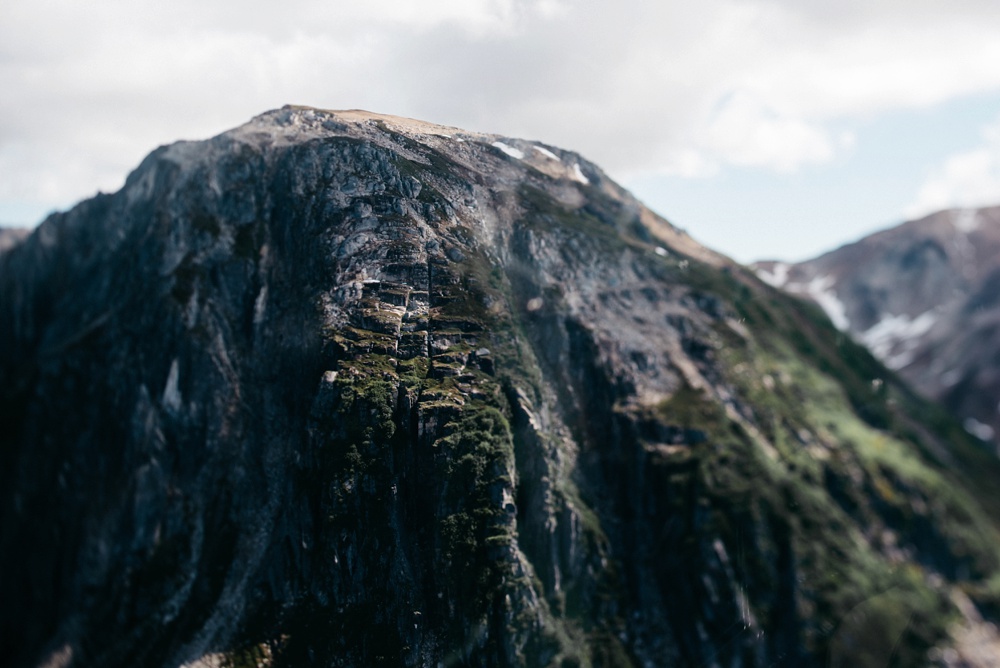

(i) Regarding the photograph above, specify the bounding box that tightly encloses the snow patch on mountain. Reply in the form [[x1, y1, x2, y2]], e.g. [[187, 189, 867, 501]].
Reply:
[[953, 208, 980, 233], [859, 310, 938, 370], [804, 275, 850, 331], [756, 262, 790, 288], [492, 141, 524, 160], [533, 145, 560, 161]]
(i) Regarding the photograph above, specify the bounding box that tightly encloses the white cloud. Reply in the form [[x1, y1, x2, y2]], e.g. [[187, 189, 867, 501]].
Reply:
[[657, 150, 720, 179], [702, 94, 841, 172], [4, 0, 1000, 223], [649, 95, 859, 176], [904, 117, 1000, 218]]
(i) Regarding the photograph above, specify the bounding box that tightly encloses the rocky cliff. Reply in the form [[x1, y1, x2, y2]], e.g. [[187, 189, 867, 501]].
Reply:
[[755, 207, 1000, 453], [4, 107, 1000, 668]]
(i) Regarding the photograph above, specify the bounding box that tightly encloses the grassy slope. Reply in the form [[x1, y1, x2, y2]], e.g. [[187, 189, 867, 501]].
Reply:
[[682, 260, 1000, 661]]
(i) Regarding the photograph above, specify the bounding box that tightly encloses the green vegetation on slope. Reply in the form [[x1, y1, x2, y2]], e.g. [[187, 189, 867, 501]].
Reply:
[[675, 258, 1000, 663]]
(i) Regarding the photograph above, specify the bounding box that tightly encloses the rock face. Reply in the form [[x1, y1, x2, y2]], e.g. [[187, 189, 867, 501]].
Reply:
[[755, 207, 1000, 452], [3, 107, 1000, 668]]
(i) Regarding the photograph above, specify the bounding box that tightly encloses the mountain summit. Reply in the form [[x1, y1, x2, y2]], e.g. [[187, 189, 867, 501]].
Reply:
[[3, 107, 1000, 667]]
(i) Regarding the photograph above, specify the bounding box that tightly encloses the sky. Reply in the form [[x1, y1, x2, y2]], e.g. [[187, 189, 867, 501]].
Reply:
[[3, 0, 1000, 263]]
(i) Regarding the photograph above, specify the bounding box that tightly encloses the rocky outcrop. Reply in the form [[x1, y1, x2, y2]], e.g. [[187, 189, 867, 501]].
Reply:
[[755, 207, 1000, 453], [3, 107, 1000, 668]]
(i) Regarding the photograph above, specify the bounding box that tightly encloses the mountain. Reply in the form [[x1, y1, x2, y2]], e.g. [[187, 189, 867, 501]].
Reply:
[[755, 207, 1000, 452], [4, 106, 1000, 668], [0, 226, 30, 254]]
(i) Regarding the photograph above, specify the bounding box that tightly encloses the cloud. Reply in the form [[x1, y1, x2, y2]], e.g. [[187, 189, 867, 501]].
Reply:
[[4, 0, 1000, 222], [904, 117, 1000, 218], [700, 93, 851, 172]]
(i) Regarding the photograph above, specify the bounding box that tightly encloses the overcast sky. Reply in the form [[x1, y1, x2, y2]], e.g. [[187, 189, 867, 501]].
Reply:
[[4, 0, 1000, 262]]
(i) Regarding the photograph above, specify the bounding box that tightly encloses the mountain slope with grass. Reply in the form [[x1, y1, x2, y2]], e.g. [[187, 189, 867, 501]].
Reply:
[[755, 206, 1000, 454], [3, 107, 1000, 668]]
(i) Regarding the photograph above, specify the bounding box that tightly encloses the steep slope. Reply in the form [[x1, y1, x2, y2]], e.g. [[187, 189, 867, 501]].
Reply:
[[755, 207, 1000, 451], [3, 107, 1000, 668]]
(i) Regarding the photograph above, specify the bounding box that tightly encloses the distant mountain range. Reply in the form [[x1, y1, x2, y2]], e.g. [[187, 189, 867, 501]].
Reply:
[[755, 206, 1000, 451]]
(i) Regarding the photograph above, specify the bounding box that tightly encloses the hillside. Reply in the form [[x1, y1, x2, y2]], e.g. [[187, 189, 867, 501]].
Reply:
[[755, 206, 1000, 452]]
